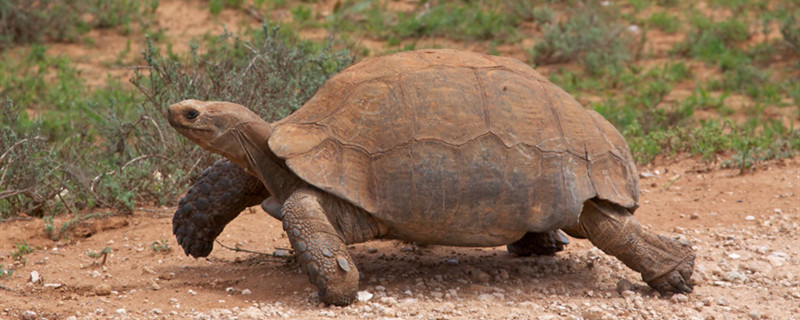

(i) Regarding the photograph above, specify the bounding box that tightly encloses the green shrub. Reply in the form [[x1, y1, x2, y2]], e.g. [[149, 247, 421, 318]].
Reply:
[[328, 0, 519, 43], [0, 0, 156, 50], [781, 10, 800, 54], [532, 1, 636, 75], [672, 13, 750, 67], [1, 22, 352, 220], [647, 11, 679, 33]]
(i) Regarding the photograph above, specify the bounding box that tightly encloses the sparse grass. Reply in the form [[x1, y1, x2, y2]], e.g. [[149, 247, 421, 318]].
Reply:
[[87, 246, 112, 265], [150, 239, 170, 252], [0, 0, 158, 50], [0, 264, 12, 279], [531, 1, 638, 75], [11, 240, 35, 261], [327, 0, 519, 44], [647, 11, 680, 33]]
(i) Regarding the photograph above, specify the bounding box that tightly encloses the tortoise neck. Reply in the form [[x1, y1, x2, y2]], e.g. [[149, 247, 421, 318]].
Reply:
[[238, 121, 307, 203]]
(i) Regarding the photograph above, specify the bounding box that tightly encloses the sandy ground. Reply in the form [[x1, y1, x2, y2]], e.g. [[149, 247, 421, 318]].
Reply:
[[1, 156, 798, 320]]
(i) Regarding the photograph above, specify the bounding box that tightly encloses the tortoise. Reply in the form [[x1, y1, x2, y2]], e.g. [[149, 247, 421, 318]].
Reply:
[[167, 49, 695, 306]]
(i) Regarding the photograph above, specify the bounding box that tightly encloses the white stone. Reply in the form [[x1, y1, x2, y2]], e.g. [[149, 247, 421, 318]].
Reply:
[[745, 215, 755, 221], [357, 291, 373, 302], [29, 271, 40, 283], [242, 289, 252, 295]]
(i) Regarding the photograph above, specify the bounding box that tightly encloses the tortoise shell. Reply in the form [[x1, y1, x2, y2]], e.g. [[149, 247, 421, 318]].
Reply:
[[268, 49, 638, 245]]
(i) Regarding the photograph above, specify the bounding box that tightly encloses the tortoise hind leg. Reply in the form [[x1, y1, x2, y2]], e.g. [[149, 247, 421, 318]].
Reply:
[[173, 159, 269, 257], [507, 230, 570, 256], [578, 199, 695, 294]]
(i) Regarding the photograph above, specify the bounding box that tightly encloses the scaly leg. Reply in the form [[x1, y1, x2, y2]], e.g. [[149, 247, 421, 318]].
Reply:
[[507, 230, 570, 256], [174, 159, 269, 257], [282, 188, 359, 306], [579, 199, 695, 294]]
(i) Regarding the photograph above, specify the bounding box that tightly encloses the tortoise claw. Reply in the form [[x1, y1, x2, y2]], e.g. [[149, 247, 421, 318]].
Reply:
[[646, 257, 695, 294]]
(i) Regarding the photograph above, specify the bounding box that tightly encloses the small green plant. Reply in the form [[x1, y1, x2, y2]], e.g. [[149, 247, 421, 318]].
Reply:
[[87, 246, 112, 265], [0, 264, 13, 279], [11, 240, 35, 260], [648, 11, 680, 33], [290, 5, 313, 25], [150, 239, 170, 252]]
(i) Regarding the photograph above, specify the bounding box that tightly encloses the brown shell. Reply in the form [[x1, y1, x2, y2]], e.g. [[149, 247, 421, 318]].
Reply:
[[268, 49, 638, 242]]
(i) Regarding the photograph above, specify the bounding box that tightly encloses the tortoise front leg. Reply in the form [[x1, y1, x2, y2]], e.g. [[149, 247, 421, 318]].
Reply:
[[174, 159, 269, 257], [579, 199, 695, 294], [282, 188, 360, 306]]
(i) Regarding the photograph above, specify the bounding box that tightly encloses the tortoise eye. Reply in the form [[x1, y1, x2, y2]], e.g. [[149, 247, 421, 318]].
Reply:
[[184, 109, 199, 120]]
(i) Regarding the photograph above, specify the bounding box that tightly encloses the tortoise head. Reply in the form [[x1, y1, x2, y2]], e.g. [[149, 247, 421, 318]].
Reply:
[[167, 100, 272, 174]]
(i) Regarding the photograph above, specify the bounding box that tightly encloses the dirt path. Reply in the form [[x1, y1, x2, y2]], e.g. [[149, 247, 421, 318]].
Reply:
[[1, 156, 797, 320]]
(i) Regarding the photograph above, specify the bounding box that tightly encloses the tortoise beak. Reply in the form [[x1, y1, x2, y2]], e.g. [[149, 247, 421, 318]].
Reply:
[[167, 100, 202, 130]]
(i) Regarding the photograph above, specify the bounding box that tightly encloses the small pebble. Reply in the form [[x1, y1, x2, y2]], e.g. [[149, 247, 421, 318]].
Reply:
[[671, 294, 689, 303], [29, 271, 40, 283], [21, 310, 37, 320], [582, 307, 608, 320], [745, 215, 755, 221], [357, 291, 373, 302], [241, 288, 252, 295], [616, 278, 635, 294], [95, 284, 112, 296]]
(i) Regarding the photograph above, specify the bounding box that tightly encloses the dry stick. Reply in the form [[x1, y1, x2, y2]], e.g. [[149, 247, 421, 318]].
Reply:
[[0, 283, 26, 296], [140, 115, 167, 154], [215, 240, 294, 258]]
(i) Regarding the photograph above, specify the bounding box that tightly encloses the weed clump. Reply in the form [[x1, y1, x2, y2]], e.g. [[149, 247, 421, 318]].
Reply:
[[531, 1, 637, 75]]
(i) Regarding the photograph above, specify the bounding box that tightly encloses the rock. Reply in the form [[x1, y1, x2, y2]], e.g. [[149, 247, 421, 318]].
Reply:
[[65, 317, 78, 320], [671, 294, 689, 303], [95, 284, 112, 296], [723, 271, 747, 283], [43, 283, 62, 288], [767, 252, 787, 267], [621, 290, 636, 299], [188, 289, 197, 295], [690, 213, 700, 220], [29, 271, 40, 283], [379, 297, 398, 306], [237, 307, 264, 320], [582, 307, 608, 320], [616, 278, 635, 294], [716, 297, 729, 306], [115, 308, 126, 316], [748, 310, 763, 319], [241, 289, 252, 295], [476, 293, 494, 301], [357, 291, 373, 302], [470, 269, 491, 283], [745, 215, 755, 221], [20, 310, 37, 320], [150, 280, 161, 290], [446, 259, 459, 265]]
